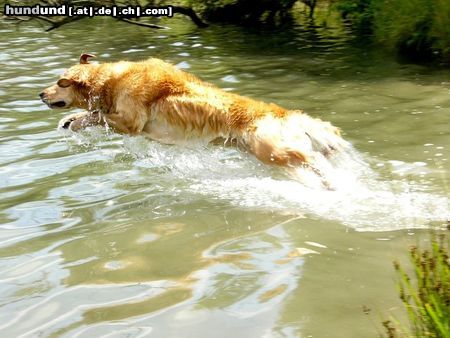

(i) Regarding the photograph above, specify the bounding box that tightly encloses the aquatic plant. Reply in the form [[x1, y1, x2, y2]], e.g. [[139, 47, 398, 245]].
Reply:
[[383, 232, 449, 337]]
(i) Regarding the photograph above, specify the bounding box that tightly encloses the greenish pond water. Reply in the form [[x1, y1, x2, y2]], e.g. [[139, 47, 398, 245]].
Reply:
[[0, 17, 449, 337]]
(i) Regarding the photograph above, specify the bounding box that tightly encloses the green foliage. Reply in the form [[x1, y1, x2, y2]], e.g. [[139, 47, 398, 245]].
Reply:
[[182, 0, 298, 24], [335, 0, 450, 61], [373, 0, 449, 60], [336, 0, 375, 33], [384, 233, 450, 338], [431, 0, 450, 56]]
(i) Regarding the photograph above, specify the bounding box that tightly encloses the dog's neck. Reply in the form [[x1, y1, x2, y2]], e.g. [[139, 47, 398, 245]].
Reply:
[[74, 80, 112, 114]]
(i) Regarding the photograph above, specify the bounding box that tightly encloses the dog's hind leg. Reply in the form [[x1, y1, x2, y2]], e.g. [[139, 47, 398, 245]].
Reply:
[[241, 115, 339, 189], [241, 125, 308, 167]]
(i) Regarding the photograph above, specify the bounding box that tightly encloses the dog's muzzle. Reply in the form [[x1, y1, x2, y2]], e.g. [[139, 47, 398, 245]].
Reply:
[[39, 92, 66, 108]]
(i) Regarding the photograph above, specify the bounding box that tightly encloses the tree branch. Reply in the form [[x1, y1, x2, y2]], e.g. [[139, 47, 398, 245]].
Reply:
[[36, 16, 58, 24], [1, 1, 208, 31], [46, 16, 84, 31], [116, 17, 168, 30], [171, 6, 209, 28]]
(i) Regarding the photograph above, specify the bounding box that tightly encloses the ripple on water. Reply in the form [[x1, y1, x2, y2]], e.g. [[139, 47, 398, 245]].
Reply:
[[175, 61, 191, 69], [221, 75, 240, 83]]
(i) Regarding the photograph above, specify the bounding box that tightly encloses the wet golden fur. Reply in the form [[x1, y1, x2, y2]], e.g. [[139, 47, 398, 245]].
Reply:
[[42, 56, 347, 174]]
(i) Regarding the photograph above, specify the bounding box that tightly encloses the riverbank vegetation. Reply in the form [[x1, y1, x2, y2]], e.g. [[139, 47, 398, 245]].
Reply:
[[1, 0, 449, 63], [187, 0, 449, 63], [336, 0, 450, 62], [383, 232, 449, 337]]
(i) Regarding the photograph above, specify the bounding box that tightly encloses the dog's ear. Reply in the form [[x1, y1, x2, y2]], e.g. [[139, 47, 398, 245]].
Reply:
[[80, 53, 96, 64], [57, 78, 73, 88]]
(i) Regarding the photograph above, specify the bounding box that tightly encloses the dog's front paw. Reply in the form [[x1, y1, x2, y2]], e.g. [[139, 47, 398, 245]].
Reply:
[[58, 111, 103, 131], [58, 115, 76, 130]]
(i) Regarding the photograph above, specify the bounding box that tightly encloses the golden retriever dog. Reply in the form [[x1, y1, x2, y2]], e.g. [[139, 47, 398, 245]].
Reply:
[[40, 54, 348, 187]]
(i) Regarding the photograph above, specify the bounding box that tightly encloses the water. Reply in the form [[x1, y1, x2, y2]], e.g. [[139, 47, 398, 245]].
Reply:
[[0, 17, 449, 337]]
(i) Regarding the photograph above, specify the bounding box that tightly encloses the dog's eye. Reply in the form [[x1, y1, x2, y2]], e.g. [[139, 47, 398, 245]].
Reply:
[[57, 78, 72, 88]]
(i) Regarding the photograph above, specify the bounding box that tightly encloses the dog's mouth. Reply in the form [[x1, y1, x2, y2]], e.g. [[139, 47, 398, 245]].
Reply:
[[50, 101, 67, 108]]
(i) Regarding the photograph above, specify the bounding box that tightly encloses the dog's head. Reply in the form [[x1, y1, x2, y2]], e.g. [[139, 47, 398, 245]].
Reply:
[[40, 53, 97, 109]]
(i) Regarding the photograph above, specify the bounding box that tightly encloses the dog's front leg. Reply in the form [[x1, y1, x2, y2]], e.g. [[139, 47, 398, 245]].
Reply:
[[103, 109, 148, 135]]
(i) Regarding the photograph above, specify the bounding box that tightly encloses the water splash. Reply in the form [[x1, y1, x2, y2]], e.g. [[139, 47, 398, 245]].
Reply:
[[68, 131, 449, 232]]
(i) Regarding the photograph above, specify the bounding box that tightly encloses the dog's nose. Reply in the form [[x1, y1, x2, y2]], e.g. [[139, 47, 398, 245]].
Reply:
[[39, 92, 45, 98]]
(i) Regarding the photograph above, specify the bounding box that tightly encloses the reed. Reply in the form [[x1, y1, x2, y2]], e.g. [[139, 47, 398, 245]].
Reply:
[[383, 232, 449, 337]]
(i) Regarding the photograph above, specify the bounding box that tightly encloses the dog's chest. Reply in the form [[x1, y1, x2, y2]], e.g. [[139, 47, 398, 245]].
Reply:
[[142, 116, 216, 145], [142, 117, 185, 144]]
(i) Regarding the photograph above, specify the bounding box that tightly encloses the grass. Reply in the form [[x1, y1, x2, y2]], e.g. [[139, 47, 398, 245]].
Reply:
[[383, 232, 449, 338]]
